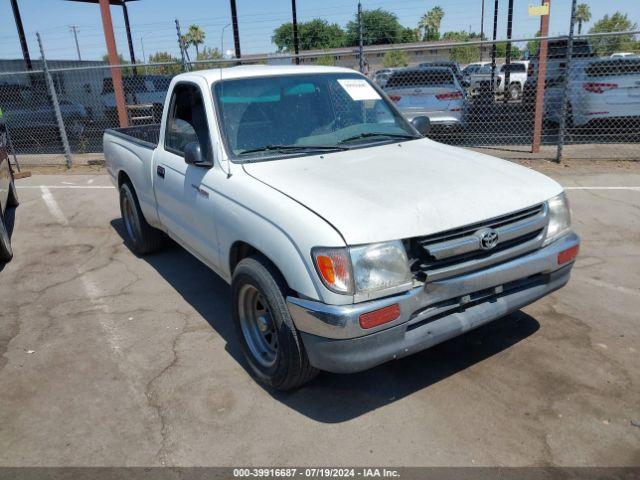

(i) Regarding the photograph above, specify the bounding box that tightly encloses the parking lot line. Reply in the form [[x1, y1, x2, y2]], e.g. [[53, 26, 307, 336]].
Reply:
[[40, 186, 69, 225], [564, 186, 640, 190]]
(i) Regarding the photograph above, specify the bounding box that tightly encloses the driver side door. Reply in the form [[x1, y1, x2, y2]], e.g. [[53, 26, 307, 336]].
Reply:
[[153, 81, 220, 267]]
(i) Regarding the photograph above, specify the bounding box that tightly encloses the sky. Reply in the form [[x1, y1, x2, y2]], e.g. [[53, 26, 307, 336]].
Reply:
[[0, 0, 638, 63]]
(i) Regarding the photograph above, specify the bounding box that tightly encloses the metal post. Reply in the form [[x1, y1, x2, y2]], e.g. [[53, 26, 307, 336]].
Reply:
[[556, 0, 577, 163], [37, 33, 72, 169], [175, 19, 188, 71], [358, 2, 364, 73], [99, 0, 128, 128], [490, 0, 499, 92], [480, 0, 485, 60], [532, 0, 551, 153], [504, 0, 514, 101], [121, 1, 138, 75], [229, 0, 242, 60], [291, 0, 300, 65], [10, 0, 32, 70], [70, 25, 82, 61]]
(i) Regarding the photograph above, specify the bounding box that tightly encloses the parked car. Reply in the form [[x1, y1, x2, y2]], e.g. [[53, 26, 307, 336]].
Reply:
[[462, 61, 490, 83], [104, 65, 580, 390], [496, 61, 529, 100], [610, 52, 637, 59], [102, 74, 172, 125], [544, 57, 640, 127], [0, 83, 89, 142], [525, 39, 596, 98], [373, 68, 396, 88], [418, 61, 469, 88], [383, 67, 466, 127], [0, 121, 19, 262]]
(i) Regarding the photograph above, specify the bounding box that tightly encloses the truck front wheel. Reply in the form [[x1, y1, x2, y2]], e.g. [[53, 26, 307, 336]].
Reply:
[[119, 182, 164, 255], [232, 255, 319, 390]]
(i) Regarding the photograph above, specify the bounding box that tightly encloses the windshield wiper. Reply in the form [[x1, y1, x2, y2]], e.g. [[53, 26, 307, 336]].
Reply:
[[338, 132, 419, 144], [238, 144, 350, 155]]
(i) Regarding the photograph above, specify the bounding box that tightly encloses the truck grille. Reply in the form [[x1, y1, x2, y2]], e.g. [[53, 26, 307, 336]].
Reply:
[[407, 204, 548, 282]]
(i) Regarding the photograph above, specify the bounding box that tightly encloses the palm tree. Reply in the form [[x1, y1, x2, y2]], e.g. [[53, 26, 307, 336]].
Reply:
[[418, 13, 429, 40], [426, 6, 445, 40], [187, 24, 206, 57], [574, 3, 591, 35]]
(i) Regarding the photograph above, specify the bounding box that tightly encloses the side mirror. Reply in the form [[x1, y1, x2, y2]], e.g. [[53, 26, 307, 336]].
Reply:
[[184, 141, 211, 167], [411, 116, 431, 136]]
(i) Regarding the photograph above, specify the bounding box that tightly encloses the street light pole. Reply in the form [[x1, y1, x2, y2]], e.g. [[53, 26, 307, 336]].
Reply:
[[10, 0, 32, 70]]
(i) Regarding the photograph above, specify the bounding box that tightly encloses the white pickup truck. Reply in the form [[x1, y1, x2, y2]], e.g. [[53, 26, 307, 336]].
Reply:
[[104, 65, 580, 390]]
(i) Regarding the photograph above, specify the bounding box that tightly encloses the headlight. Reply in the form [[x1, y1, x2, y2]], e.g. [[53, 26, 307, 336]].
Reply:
[[543, 192, 571, 246], [312, 241, 412, 297]]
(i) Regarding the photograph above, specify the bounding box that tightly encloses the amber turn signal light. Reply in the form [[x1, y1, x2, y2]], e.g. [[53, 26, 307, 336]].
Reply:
[[359, 304, 401, 329]]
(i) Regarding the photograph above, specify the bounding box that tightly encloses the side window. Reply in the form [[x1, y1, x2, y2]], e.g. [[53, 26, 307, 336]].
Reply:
[[165, 83, 212, 161]]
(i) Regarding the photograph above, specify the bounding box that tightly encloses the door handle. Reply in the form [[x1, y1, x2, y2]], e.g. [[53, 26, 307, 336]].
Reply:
[[157, 165, 165, 178]]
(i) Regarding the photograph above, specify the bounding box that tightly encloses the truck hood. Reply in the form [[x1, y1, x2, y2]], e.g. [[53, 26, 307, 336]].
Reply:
[[242, 139, 563, 245]]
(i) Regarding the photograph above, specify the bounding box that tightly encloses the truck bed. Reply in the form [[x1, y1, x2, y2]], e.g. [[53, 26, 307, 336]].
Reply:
[[106, 124, 160, 149]]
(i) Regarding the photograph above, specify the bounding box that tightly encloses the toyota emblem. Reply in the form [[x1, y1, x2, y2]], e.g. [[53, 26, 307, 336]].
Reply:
[[479, 229, 499, 250]]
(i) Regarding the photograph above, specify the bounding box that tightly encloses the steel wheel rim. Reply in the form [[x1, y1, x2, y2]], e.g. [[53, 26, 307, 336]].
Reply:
[[122, 193, 139, 244], [238, 284, 278, 368]]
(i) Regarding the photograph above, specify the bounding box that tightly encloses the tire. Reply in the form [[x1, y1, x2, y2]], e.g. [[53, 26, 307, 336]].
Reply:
[[7, 176, 19, 208], [119, 181, 164, 255], [0, 213, 13, 262], [509, 83, 522, 101], [232, 255, 319, 390]]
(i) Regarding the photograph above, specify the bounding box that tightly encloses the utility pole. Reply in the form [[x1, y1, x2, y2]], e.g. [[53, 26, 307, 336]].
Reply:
[[229, 0, 241, 59], [358, 1, 364, 73], [532, 0, 551, 153], [504, 0, 514, 100], [490, 0, 499, 91], [291, 0, 300, 65], [10, 0, 32, 70], [175, 19, 188, 70], [69, 25, 82, 61]]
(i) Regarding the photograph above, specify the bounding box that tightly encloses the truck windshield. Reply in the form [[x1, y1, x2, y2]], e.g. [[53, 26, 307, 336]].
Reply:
[[212, 73, 418, 161]]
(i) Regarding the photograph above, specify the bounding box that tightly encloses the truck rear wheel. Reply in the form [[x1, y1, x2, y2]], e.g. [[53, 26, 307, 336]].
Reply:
[[232, 255, 319, 390], [119, 181, 164, 255]]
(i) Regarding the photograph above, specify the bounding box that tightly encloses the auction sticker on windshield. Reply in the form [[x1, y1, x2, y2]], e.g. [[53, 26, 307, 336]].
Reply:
[[337, 79, 381, 101]]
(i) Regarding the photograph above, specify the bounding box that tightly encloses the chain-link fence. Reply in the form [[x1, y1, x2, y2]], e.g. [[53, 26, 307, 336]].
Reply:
[[0, 31, 639, 166]]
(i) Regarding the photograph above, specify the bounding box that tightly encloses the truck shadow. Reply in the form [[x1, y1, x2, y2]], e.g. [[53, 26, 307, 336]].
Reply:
[[111, 219, 540, 423]]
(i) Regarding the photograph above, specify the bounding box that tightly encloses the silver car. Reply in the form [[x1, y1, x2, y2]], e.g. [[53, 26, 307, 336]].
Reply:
[[383, 67, 466, 128]]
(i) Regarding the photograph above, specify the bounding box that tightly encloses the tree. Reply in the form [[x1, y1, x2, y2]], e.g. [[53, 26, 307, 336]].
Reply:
[[315, 55, 336, 66], [186, 24, 206, 57], [147, 52, 181, 74], [442, 31, 481, 64], [382, 50, 409, 68], [193, 46, 223, 70], [574, 3, 591, 35], [588, 12, 638, 55], [419, 6, 445, 41], [346, 9, 403, 46], [401, 27, 420, 43], [526, 31, 542, 57], [272, 19, 346, 52]]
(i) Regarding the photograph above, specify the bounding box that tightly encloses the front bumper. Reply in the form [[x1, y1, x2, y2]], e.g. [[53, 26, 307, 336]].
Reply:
[[287, 232, 579, 374]]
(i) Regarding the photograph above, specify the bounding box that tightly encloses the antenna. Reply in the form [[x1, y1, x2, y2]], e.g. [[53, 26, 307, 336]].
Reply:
[[220, 23, 232, 178]]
